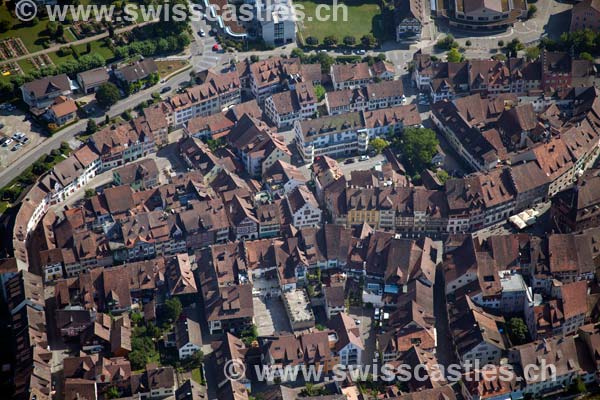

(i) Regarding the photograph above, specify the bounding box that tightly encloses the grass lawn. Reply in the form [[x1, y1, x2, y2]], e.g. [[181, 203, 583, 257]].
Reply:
[[17, 59, 37, 74], [295, 0, 383, 43], [72, 40, 115, 61], [156, 60, 189, 78], [191, 368, 203, 384], [48, 39, 115, 65]]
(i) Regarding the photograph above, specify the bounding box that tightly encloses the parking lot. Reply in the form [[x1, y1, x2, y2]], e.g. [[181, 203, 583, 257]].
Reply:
[[0, 107, 46, 170]]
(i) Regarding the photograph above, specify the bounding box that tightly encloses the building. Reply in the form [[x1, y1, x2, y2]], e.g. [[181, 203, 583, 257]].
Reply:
[[257, 0, 296, 45], [77, 67, 110, 94], [571, 0, 600, 31], [282, 289, 315, 330], [264, 82, 317, 128], [395, 0, 425, 41], [166, 70, 241, 127], [112, 159, 159, 190], [331, 63, 374, 90], [21, 74, 72, 109], [115, 58, 158, 85], [447, 0, 527, 31], [324, 285, 346, 319], [295, 112, 367, 162], [285, 186, 322, 228], [174, 317, 202, 360], [47, 96, 78, 126], [551, 169, 600, 232], [327, 313, 364, 366]]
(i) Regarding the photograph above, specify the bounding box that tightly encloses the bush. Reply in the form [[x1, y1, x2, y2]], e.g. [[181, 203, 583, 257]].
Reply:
[[306, 36, 319, 46], [324, 35, 338, 46], [465, 40, 472, 46], [436, 34, 457, 50], [314, 84, 326, 102], [498, 40, 504, 47], [343, 36, 356, 46], [527, 4, 537, 18]]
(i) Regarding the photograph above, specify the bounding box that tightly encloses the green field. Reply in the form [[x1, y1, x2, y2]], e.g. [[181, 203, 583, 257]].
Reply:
[[295, 0, 384, 43], [48, 39, 115, 65]]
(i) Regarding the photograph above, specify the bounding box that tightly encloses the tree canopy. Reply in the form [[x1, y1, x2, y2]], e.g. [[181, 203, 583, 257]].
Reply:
[[96, 82, 120, 109], [400, 127, 439, 172]]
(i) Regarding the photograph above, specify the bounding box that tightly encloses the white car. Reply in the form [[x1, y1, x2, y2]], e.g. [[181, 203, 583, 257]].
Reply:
[[199, 29, 206, 37], [360, 155, 369, 161], [2, 138, 13, 146]]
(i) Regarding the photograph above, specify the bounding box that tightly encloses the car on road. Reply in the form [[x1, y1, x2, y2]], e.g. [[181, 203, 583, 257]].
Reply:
[[354, 49, 366, 55], [360, 155, 369, 161], [161, 86, 172, 94], [344, 158, 356, 164], [212, 44, 221, 52], [199, 29, 206, 37]]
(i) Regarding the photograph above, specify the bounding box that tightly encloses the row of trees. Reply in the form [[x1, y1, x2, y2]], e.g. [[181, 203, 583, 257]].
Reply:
[[305, 33, 378, 49], [113, 33, 190, 59]]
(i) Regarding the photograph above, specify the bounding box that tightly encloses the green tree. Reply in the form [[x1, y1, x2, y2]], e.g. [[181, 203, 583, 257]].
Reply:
[[370, 137, 389, 154], [436, 169, 449, 184], [571, 376, 587, 393], [401, 127, 439, 171], [527, 4, 537, 18], [84, 189, 96, 198], [505, 39, 524, 58], [323, 35, 338, 46], [465, 40, 472, 46], [86, 119, 97, 135], [306, 36, 319, 46], [436, 34, 457, 50], [96, 82, 120, 109], [343, 36, 356, 46], [0, 20, 11, 33], [361, 34, 377, 48], [164, 297, 182, 323], [446, 48, 464, 62], [106, 386, 120, 399], [240, 324, 258, 346], [314, 84, 326, 102], [507, 317, 529, 345], [525, 46, 540, 61], [580, 51, 594, 61]]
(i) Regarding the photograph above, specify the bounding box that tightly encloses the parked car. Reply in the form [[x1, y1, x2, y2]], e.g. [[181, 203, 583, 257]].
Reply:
[[360, 155, 369, 161], [2, 138, 13, 146], [354, 49, 366, 55], [344, 158, 356, 164], [12, 143, 22, 151], [199, 29, 206, 37], [161, 86, 172, 94]]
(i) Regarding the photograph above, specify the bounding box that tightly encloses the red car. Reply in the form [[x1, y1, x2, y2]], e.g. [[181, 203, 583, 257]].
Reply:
[[212, 44, 221, 52]]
